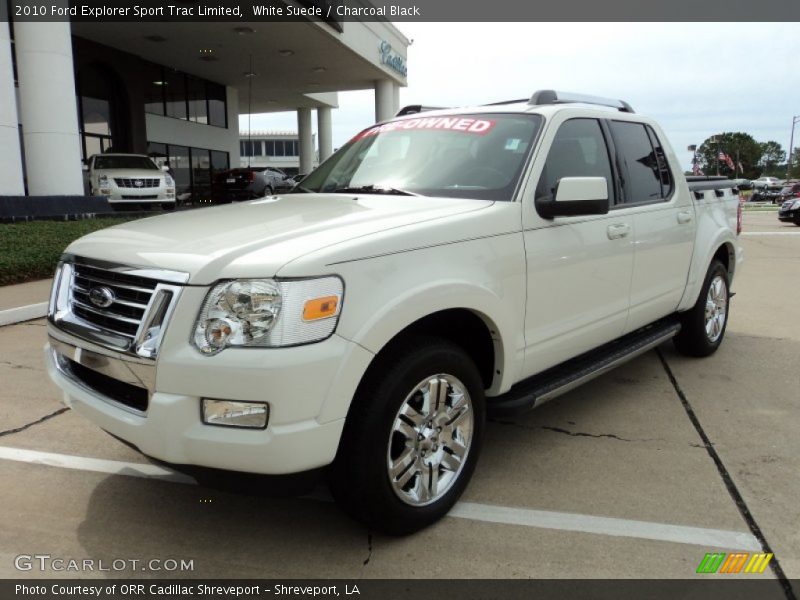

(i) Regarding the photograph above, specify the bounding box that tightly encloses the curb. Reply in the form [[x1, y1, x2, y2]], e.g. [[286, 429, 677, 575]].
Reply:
[[0, 302, 48, 326]]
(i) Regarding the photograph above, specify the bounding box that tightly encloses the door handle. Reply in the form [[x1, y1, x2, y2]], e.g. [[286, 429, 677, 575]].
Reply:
[[607, 223, 631, 240], [677, 211, 693, 224]]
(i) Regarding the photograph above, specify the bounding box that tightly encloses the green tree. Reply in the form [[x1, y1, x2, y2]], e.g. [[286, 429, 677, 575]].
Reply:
[[789, 147, 800, 179], [758, 141, 786, 175], [697, 132, 762, 179]]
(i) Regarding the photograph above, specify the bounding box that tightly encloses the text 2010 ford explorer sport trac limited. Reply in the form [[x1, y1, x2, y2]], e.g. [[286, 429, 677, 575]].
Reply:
[[45, 91, 743, 533]]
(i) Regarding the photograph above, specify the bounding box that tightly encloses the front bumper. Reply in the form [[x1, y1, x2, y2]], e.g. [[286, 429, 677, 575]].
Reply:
[[44, 325, 373, 475], [778, 209, 798, 222]]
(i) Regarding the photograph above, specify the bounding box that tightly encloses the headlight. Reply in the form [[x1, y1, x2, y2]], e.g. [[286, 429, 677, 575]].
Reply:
[[98, 175, 109, 186], [192, 277, 343, 355], [792, 200, 800, 210], [165, 174, 175, 186]]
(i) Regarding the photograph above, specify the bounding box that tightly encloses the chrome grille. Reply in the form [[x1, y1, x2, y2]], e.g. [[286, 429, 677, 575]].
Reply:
[[70, 263, 157, 340], [114, 178, 160, 188], [782, 200, 794, 210]]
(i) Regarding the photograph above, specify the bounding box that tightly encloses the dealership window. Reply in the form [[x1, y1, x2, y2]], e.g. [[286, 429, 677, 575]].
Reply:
[[141, 61, 226, 128], [240, 140, 262, 157], [164, 69, 188, 120], [191, 148, 212, 202], [211, 150, 229, 173], [208, 83, 227, 128], [167, 144, 191, 198], [149, 141, 228, 203], [142, 63, 166, 116], [187, 76, 208, 124]]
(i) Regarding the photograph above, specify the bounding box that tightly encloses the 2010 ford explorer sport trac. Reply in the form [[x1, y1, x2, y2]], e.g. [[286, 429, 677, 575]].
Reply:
[[45, 90, 743, 534]]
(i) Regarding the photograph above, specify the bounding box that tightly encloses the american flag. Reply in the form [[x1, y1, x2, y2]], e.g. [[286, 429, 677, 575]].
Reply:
[[718, 151, 735, 171]]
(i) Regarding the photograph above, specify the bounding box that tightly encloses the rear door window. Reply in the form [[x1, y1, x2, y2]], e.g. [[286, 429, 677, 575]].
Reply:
[[609, 121, 670, 204]]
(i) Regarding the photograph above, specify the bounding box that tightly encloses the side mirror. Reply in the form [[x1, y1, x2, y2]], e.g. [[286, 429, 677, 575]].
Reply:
[[82, 163, 90, 172], [161, 165, 170, 172], [535, 176, 609, 219]]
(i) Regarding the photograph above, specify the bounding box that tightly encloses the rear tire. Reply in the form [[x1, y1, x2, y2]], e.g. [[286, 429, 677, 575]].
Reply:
[[674, 260, 729, 357], [329, 336, 485, 535]]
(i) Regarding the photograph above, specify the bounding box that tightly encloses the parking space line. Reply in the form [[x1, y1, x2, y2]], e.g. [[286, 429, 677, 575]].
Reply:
[[0, 445, 760, 550], [0, 446, 196, 484], [741, 232, 800, 236], [0, 302, 48, 327], [449, 502, 759, 550]]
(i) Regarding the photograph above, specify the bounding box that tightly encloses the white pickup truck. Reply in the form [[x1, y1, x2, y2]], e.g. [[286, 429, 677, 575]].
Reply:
[[46, 91, 742, 534]]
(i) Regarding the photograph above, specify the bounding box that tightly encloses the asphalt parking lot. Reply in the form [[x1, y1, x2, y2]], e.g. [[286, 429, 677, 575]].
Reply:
[[0, 211, 798, 584]]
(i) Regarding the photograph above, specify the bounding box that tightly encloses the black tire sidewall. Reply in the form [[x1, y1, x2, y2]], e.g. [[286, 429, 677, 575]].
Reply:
[[676, 260, 730, 356], [331, 338, 485, 534]]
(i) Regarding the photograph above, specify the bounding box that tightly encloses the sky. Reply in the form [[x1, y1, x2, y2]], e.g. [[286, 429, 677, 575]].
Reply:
[[239, 22, 800, 171]]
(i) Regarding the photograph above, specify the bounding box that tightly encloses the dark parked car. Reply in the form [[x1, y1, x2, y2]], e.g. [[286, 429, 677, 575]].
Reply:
[[777, 181, 800, 203], [778, 182, 800, 225], [211, 167, 289, 203]]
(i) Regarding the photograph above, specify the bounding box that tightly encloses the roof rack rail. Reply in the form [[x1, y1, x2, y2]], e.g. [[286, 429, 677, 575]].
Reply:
[[528, 90, 634, 113], [483, 98, 529, 106], [395, 105, 448, 117]]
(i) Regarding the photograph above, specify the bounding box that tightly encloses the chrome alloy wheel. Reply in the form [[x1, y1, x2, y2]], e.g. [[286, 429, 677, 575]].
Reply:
[[387, 374, 474, 507], [705, 275, 728, 343]]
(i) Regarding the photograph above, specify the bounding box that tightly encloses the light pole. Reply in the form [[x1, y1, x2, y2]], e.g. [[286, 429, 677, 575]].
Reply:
[[788, 115, 800, 180]]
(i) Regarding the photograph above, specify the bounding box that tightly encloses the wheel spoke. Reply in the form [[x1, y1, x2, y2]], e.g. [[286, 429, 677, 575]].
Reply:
[[395, 459, 419, 489], [447, 435, 468, 459], [398, 402, 426, 427], [440, 450, 462, 472], [390, 447, 416, 481], [427, 378, 448, 416], [394, 418, 417, 442]]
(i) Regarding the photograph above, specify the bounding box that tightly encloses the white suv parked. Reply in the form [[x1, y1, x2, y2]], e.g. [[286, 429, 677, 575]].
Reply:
[[47, 91, 742, 533], [85, 153, 176, 209]]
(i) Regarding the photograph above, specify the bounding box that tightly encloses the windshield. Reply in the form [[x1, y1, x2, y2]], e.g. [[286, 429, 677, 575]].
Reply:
[[298, 113, 542, 201], [94, 156, 159, 170]]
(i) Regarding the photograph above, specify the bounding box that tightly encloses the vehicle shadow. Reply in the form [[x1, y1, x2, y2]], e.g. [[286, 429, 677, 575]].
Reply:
[[75, 473, 370, 578]]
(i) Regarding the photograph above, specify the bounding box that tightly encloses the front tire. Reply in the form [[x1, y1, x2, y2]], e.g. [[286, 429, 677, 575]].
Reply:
[[329, 336, 485, 535], [674, 260, 730, 357]]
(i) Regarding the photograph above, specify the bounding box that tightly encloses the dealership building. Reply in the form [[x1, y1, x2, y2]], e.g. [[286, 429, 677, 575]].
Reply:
[[0, 4, 408, 201]]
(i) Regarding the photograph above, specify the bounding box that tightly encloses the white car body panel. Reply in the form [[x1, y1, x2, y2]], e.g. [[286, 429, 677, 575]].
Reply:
[[46, 102, 742, 476]]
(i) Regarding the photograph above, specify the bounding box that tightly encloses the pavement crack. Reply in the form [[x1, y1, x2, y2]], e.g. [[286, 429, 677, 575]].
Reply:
[[540, 425, 640, 442], [490, 419, 654, 443], [0, 360, 38, 371], [362, 532, 373, 566], [0, 407, 70, 438], [657, 348, 796, 600]]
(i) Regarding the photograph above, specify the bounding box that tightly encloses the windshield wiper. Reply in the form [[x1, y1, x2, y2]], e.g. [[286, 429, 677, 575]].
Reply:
[[333, 184, 419, 196]]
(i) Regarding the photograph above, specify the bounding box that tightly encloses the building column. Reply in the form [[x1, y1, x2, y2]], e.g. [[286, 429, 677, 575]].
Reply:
[[317, 107, 333, 162], [0, 20, 25, 195], [297, 107, 314, 175], [15, 17, 83, 196], [374, 79, 399, 123]]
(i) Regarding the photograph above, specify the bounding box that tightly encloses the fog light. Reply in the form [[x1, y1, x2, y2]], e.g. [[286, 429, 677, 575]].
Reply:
[[202, 399, 269, 429]]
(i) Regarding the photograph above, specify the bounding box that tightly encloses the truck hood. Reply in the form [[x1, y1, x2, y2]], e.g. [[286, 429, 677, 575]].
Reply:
[[66, 194, 493, 284]]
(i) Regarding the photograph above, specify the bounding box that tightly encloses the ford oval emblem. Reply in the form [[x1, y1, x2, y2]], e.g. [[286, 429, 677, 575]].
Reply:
[[88, 286, 115, 309], [135, 179, 144, 187]]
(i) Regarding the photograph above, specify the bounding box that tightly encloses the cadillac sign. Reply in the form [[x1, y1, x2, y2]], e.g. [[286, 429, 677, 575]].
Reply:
[[379, 41, 407, 78]]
